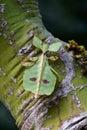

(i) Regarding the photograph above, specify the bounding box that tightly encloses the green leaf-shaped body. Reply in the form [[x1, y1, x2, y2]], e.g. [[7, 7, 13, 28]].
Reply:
[[23, 54, 56, 98]]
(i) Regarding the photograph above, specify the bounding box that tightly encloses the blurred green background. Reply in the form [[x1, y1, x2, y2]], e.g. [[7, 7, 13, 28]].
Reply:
[[0, 0, 87, 130]]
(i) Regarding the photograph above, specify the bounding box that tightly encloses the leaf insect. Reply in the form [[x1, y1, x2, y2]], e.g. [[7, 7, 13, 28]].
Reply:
[[23, 36, 62, 99]]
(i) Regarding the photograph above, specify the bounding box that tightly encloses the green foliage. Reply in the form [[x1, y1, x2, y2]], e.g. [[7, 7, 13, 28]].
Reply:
[[23, 36, 62, 98]]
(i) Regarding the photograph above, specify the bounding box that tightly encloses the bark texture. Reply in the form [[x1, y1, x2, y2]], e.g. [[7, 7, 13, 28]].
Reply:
[[0, 0, 87, 130]]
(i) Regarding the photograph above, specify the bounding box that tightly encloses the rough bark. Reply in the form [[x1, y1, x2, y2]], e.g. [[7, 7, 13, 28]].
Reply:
[[0, 0, 87, 130]]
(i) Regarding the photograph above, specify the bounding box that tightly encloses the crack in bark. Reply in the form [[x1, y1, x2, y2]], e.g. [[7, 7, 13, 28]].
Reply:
[[20, 98, 49, 130], [58, 46, 76, 97], [59, 112, 87, 130], [50, 46, 76, 106]]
